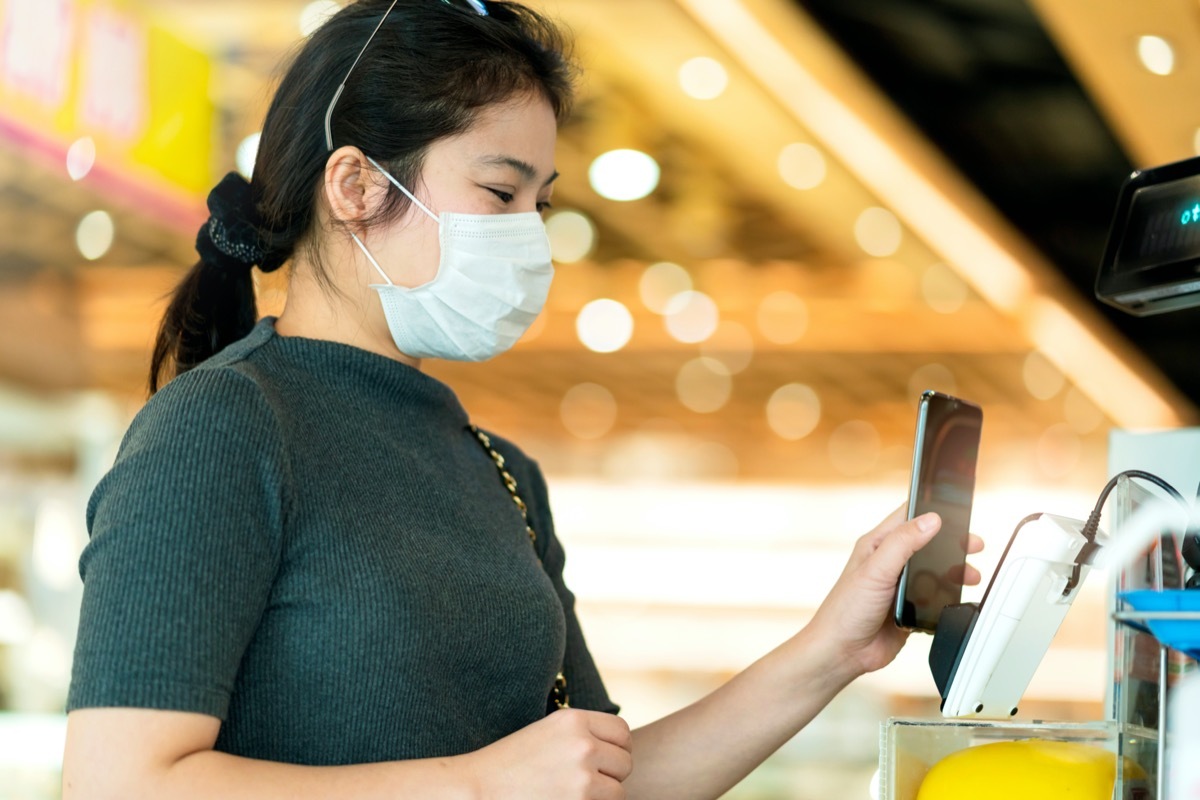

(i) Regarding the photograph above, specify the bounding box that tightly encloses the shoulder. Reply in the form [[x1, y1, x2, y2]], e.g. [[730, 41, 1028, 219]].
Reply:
[[131, 330, 279, 445], [477, 429, 545, 490]]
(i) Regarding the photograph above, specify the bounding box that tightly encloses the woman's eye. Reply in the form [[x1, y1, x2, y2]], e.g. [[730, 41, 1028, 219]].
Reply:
[[537, 200, 553, 213], [488, 188, 514, 203]]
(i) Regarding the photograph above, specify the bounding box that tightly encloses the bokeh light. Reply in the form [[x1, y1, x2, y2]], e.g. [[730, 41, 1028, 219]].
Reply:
[[639, 262, 692, 313], [576, 299, 634, 353], [664, 290, 720, 344], [756, 290, 808, 345], [560, 383, 618, 440], [589, 149, 661, 202], [855, 207, 903, 257], [1023, 351, 1066, 400], [546, 210, 596, 263], [766, 384, 821, 441], [678, 56, 729, 100], [829, 420, 882, 477], [76, 211, 115, 261], [777, 142, 826, 190], [66, 137, 96, 181], [1137, 35, 1174, 76], [236, 132, 262, 179], [676, 357, 733, 413]]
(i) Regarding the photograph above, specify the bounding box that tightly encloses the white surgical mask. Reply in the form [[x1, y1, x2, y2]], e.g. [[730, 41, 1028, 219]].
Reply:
[[350, 156, 554, 362]]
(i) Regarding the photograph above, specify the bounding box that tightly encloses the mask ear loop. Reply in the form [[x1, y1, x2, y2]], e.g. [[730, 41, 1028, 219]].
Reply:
[[351, 156, 441, 286], [365, 155, 440, 223], [350, 233, 394, 286]]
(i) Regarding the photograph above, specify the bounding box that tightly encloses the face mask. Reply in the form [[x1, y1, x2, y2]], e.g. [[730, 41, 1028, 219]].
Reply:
[[349, 156, 555, 362]]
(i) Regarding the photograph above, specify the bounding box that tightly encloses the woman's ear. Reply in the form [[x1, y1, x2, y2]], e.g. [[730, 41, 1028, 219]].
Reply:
[[323, 147, 388, 226]]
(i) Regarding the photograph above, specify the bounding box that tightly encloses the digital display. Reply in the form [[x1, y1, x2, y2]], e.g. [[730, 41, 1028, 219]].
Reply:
[[898, 393, 982, 632], [1115, 173, 1200, 273]]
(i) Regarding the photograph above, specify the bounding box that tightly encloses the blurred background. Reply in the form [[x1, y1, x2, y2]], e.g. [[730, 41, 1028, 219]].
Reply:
[[1, 0, 1199, 797]]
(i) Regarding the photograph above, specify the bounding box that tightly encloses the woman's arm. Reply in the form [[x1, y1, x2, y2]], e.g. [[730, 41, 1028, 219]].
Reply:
[[64, 708, 473, 800], [623, 507, 979, 800], [64, 706, 633, 800]]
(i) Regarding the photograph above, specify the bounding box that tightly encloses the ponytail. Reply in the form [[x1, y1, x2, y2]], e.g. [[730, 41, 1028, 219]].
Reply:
[[148, 172, 287, 394]]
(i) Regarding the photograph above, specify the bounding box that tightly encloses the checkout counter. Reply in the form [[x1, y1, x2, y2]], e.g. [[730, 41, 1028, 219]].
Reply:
[[879, 155, 1200, 800]]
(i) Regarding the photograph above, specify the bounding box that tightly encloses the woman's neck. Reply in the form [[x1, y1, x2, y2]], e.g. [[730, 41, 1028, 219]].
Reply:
[[273, 259, 423, 371]]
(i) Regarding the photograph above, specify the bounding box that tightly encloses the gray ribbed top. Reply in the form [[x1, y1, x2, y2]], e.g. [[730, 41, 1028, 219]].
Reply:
[[68, 317, 617, 766]]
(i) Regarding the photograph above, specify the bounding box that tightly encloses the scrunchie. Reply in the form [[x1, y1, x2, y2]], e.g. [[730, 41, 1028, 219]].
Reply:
[[196, 172, 270, 272]]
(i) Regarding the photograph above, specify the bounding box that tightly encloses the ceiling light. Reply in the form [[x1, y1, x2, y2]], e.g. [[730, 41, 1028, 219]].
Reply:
[[236, 132, 262, 179], [66, 137, 96, 181], [560, 383, 618, 439], [766, 383, 820, 440], [576, 299, 634, 353], [589, 149, 660, 202], [855, 207, 902, 257], [300, 0, 341, 36], [546, 210, 596, 263], [777, 142, 826, 190], [76, 211, 115, 261], [756, 290, 808, 345], [664, 290, 719, 344], [676, 357, 732, 413], [679, 56, 729, 100], [639, 262, 692, 313], [1137, 35, 1174, 76]]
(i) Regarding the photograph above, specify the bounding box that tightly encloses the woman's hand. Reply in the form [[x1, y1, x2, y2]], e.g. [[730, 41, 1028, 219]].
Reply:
[[463, 708, 633, 800], [804, 505, 984, 681]]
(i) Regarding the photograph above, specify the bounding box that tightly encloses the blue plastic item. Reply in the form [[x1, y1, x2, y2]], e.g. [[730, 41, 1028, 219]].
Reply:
[[1118, 589, 1200, 659]]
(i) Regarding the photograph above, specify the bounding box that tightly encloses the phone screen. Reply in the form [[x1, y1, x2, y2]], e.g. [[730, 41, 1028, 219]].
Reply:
[[894, 391, 982, 633]]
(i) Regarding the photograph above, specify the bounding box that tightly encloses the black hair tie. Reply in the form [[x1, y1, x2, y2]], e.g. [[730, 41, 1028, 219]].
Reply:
[[196, 171, 271, 272]]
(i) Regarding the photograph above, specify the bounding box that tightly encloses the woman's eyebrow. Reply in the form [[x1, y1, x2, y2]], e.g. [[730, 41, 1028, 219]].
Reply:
[[476, 154, 559, 187]]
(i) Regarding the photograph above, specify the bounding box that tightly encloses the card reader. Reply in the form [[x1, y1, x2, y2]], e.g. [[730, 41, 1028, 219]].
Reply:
[[929, 513, 1105, 719]]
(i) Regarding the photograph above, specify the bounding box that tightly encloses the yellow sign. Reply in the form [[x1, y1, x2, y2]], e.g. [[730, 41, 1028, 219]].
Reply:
[[0, 0, 214, 199]]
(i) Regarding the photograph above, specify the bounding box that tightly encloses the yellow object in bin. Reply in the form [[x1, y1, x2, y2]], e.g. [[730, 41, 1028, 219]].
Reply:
[[916, 739, 1147, 800]]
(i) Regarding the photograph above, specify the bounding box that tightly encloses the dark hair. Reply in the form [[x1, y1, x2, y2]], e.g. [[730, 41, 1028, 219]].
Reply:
[[149, 0, 576, 393]]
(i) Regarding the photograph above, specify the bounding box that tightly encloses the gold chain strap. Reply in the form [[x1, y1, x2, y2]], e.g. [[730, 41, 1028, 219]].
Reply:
[[469, 424, 569, 711]]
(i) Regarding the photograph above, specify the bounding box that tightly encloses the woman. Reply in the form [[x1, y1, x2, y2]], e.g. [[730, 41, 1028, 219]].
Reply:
[[63, 1, 979, 798]]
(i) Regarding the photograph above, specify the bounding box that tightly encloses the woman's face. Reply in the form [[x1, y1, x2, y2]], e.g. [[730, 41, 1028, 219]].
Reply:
[[363, 91, 559, 289]]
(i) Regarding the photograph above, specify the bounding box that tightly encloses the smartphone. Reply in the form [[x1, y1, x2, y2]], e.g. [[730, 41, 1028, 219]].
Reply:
[[893, 390, 983, 633]]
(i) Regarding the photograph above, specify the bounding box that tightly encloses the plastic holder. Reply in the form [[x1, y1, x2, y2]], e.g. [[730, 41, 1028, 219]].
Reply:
[[1114, 589, 1200, 660], [879, 717, 1157, 800]]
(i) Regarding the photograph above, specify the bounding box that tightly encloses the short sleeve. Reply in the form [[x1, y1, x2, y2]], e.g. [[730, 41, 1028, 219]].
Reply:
[[67, 367, 286, 720], [499, 446, 620, 716]]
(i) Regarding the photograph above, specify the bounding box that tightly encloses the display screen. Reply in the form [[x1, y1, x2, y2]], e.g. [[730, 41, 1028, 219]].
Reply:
[[1115, 173, 1200, 273], [896, 393, 982, 632]]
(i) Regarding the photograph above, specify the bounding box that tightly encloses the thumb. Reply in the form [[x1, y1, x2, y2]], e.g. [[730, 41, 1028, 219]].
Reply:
[[865, 512, 941, 582]]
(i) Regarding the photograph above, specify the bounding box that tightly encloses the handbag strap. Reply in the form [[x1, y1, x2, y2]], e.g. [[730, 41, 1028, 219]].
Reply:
[[469, 424, 569, 711]]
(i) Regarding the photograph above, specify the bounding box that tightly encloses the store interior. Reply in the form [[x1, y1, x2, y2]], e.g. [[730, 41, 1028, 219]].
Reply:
[[1, 0, 1199, 797]]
